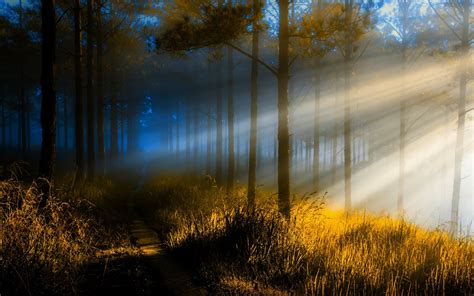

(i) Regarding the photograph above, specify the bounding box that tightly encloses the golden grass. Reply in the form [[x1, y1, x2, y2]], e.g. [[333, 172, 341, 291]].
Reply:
[[0, 176, 127, 295], [139, 175, 474, 295]]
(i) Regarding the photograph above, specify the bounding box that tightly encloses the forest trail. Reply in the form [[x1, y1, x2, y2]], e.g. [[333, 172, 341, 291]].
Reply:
[[127, 196, 207, 296]]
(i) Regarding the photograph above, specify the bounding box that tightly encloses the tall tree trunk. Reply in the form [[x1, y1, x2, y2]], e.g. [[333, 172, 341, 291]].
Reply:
[[236, 120, 240, 178], [20, 76, 26, 155], [96, 0, 105, 173], [451, 0, 470, 235], [247, 0, 260, 210], [331, 71, 338, 186], [277, 0, 290, 217], [110, 68, 118, 163], [397, 1, 410, 214], [26, 97, 30, 151], [86, 0, 95, 180], [74, 0, 84, 180], [313, 59, 321, 191], [216, 55, 223, 185], [398, 50, 407, 213], [38, 0, 56, 204], [226, 45, 235, 195], [176, 99, 180, 162], [193, 101, 199, 171], [63, 96, 68, 151], [19, 0, 26, 156], [1, 88, 5, 152], [206, 102, 211, 175], [127, 96, 137, 156], [120, 101, 125, 158], [185, 101, 191, 164], [343, 0, 353, 211]]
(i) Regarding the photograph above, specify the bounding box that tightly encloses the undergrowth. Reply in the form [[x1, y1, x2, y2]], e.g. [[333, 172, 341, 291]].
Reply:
[[0, 171, 127, 295], [139, 175, 474, 295]]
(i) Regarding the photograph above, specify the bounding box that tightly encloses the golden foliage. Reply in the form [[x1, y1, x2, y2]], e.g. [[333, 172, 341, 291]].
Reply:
[[138, 177, 473, 295]]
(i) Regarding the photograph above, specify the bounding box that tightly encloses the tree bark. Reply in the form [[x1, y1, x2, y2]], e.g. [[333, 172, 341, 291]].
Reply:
[[86, 0, 95, 180], [343, 0, 353, 211], [216, 55, 223, 185], [193, 100, 199, 171], [96, 0, 105, 173], [38, 0, 57, 204], [63, 96, 68, 151], [74, 0, 84, 180], [398, 51, 407, 213], [127, 96, 138, 156], [110, 68, 118, 163], [247, 9, 260, 210], [226, 45, 235, 195], [1, 88, 5, 152], [313, 59, 321, 191], [451, 0, 470, 235], [176, 99, 180, 162], [247, 0, 260, 210], [277, 0, 290, 217]]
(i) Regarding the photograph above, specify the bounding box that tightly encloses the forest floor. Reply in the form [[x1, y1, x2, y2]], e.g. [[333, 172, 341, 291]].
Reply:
[[1, 169, 472, 295], [78, 185, 206, 296]]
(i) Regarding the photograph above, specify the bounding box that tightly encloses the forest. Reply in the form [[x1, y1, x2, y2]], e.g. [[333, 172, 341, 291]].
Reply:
[[0, 0, 473, 295]]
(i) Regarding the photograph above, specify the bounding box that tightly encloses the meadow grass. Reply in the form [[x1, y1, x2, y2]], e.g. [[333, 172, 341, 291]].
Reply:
[[0, 170, 131, 295], [139, 175, 473, 295]]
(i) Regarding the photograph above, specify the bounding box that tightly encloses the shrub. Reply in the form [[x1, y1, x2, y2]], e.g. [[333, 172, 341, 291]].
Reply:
[[139, 177, 474, 295], [0, 178, 112, 295]]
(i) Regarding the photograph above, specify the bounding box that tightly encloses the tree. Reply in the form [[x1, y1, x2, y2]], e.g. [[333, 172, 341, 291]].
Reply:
[[96, 0, 105, 174], [86, 0, 95, 180], [73, 0, 84, 181], [247, 0, 260, 210], [155, 0, 360, 216], [38, 0, 57, 205], [226, 30, 235, 195], [430, 0, 472, 234]]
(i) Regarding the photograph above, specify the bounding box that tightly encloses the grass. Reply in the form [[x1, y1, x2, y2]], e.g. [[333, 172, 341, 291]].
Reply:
[[0, 169, 133, 295], [138, 175, 474, 295]]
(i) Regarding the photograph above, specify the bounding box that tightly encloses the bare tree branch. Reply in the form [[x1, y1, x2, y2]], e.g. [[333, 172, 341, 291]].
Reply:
[[225, 42, 279, 76], [428, 0, 462, 41]]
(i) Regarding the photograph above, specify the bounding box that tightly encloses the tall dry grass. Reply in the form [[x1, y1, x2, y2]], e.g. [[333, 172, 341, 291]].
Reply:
[[139, 176, 474, 295], [0, 175, 120, 295]]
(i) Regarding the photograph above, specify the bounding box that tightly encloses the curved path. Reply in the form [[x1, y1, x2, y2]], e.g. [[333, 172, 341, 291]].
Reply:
[[127, 198, 207, 295]]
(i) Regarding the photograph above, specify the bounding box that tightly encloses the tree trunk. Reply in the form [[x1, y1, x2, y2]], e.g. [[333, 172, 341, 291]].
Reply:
[[127, 96, 138, 156], [226, 45, 235, 195], [1, 88, 5, 152], [331, 70, 338, 186], [63, 96, 68, 151], [38, 0, 57, 204], [96, 0, 105, 173], [120, 101, 125, 158], [343, 0, 353, 211], [110, 68, 118, 163], [313, 59, 321, 191], [19, 0, 27, 156], [26, 97, 30, 150], [451, 0, 470, 235], [193, 101, 199, 171], [277, 0, 290, 217], [176, 99, 180, 162], [20, 76, 26, 155], [74, 0, 84, 180], [185, 100, 191, 165], [86, 0, 95, 180], [398, 49, 407, 213], [247, 0, 260, 209], [216, 55, 223, 185], [206, 62, 212, 175]]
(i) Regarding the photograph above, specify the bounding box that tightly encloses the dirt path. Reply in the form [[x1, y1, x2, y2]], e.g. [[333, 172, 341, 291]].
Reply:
[[127, 199, 207, 296]]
